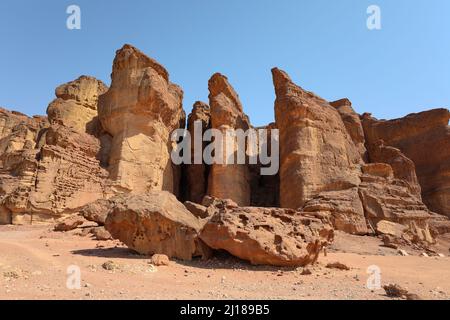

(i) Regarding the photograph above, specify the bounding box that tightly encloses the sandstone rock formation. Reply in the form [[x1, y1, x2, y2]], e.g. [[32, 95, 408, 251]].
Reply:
[[47, 76, 108, 134], [0, 76, 108, 224], [207, 73, 252, 206], [105, 191, 210, 260], [0, 44, 447, 265], [358, 163, 431, 237], [362, 109, 450, 217], [200, 204, 334, 267], [184, 101, 210, 204], [330, 98, 367, 161], [98, 44, 185, 195], [272, 68, 362, 210]]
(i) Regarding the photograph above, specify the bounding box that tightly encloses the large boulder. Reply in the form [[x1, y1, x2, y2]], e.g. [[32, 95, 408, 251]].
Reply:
[[362, 109, 450, 217], [272, 68, 362, 210], [200, 205, 334, 267], [105, 192, 209, 260], [98, 44, 185, 195]]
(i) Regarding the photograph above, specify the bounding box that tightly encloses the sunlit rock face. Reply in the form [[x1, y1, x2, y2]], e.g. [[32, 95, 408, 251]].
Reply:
[[98, 44, 185, 195], [206, 73, 252, 206], [272, 68, 362, 210], [362, 109, 450, 217]]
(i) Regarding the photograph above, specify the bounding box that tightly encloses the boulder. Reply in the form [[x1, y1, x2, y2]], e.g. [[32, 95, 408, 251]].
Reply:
[[81, 199, 112, 225], [200, 205, 334, 267], [184, 201, 209, 219], [54, 215, 87, 232], [105, 191, 209, 260], [90, 226, 112, 240], [150, 254, 170, 266], [376, 220, 408, 237]]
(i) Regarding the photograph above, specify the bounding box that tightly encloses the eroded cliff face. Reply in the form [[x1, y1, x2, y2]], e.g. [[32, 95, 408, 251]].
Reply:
[[184, 101, 211, 204], [0, 75, 109, 224], [98, 44, 185, 195], [272, 68, 362, 210], [0, 44, 446, 250], [362, 109, 450, 217]]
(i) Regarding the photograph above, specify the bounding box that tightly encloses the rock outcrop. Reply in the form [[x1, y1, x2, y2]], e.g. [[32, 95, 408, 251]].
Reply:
[[272, 68, 362, 210], [98, 44, 185, 195], [47, 76, 108, 135], [0, 44, 447, 265], [105, 191, 210, 260], [206, 73, 252, 206], [362, 109, 450, 217], [184, 101, 211, 203], [0, 75, 108, 224], [330, 99, 368, 162], [200, 203, 334, 267]]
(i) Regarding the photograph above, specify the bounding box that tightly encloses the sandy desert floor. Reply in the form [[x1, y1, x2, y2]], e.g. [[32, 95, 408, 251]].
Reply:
[[0, 225, 449, 300]]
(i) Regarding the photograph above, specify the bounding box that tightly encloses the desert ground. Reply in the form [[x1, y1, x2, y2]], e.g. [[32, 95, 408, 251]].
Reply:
[[0, 225, 449, 300]]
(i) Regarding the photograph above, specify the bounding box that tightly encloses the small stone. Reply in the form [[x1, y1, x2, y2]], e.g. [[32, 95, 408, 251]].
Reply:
[[383, 284, 408, 298], [150, 254, 170, 266], [301, 268, 312, 276], [326, 262, 350, 270], [102, 261, 119, 271]]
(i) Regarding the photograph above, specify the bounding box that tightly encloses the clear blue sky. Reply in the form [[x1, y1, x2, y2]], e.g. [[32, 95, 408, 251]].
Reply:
[[0, 0, 449, 126]]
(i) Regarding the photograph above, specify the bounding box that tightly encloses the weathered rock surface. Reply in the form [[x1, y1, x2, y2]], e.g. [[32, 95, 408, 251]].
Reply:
[[105, 192, 209, 260], [207, 73, 252, 206], [272, 68, 361, 210], [365, 139, 422, 198], [330, 98, 367, 161], [81, 199, 112, 225], [184, 101, 210, 203], [303, 187, 368, 235], [0, 75, 108, 225], [358, 163, 432, 238], [362, 109, 450, 217], [54, 215, 88, 232], [26, 124, 108, 222], [98, 44, 185, 195], [47, 76, 108, 135], [200, 205, 334, 267], [376, 220, 408, 238]]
